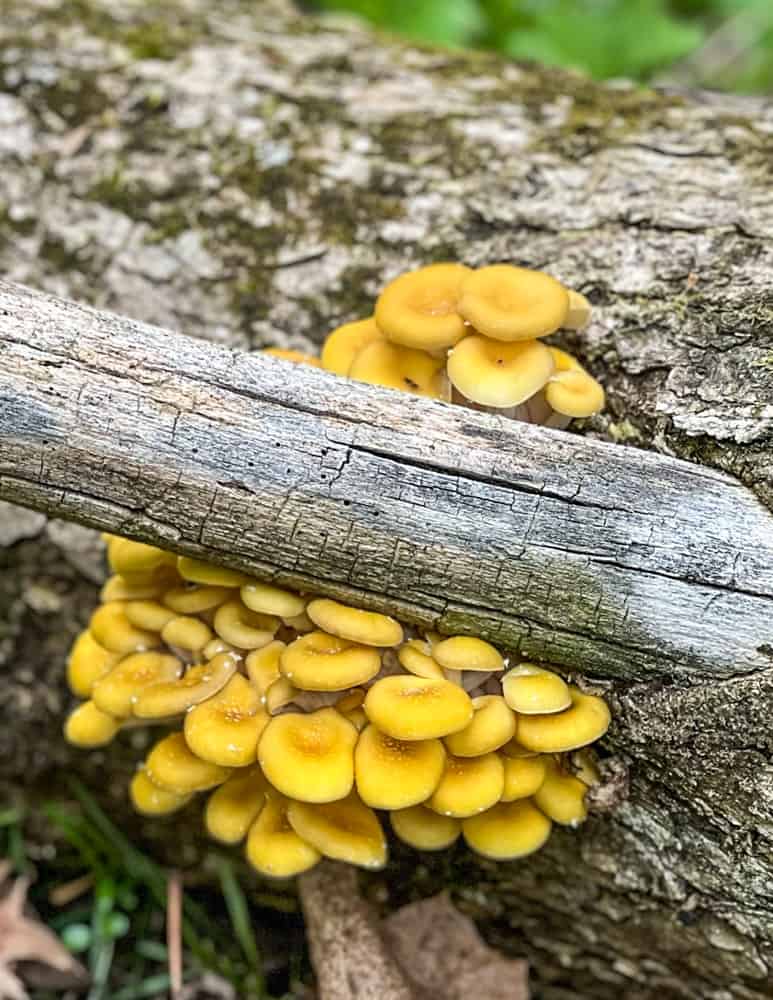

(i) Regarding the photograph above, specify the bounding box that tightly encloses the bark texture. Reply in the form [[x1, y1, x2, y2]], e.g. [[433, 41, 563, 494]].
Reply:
[[1, 1, 772, 998]]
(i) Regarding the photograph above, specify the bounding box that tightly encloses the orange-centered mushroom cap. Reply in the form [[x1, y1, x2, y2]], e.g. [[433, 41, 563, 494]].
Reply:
[[446, 335, 555, 408], [516, 688, 611, 753], [245, 795, 321, 878], [444, 695, 516, 757], [374, 263, 471, 351], [306, 599, 403, 647], [280, 631, 381, 691], [349, 341, 449, 399], [321, 317, 385, 376], [390, 805, 461, 851], [457, 265, 569, 341], [432, 636, 505, 673], [355, 724, 446, 810], [428, 753, 504, 818], [364, 676, 473, 741], [184, 674, 269, 767], [462, 799, 552, 860], [502, 663, 571, 715], [258, 708, 358, 803], [287, 794, 387, 869]]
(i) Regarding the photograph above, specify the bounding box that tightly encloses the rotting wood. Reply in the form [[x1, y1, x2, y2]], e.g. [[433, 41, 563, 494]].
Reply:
[[1, 280, 772, 684]]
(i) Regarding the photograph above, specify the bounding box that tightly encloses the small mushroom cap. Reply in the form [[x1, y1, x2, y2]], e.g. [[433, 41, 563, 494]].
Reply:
[[92, 651, 182, 718], [145, 732, 231, 794], [132, 652, 238, 718], [502, 663, 571, 715], [549, 346, 584, 373], [264, 676, 299, 714], [457, 265, 569, 341], [321, 317, 385, 376], [246, 795, 321, 878], [203, 638, 241, 660], [397, 639, 444, 679], [246, 640, 285, 700], [533, 757, 588, 826], [162, 584, 232, 615], [64, 700, 121, 747], [355, 724, 446, 810], [125, 600, 178, 632], [263, 347, 322, 366], [500, 738, 540, 759], [545, 369, 605, 419], [108, 538, 177, 577], [287, 794, 387, 869], [428, 753, 504, 818], [501, 754, 548, 802], [205, 766, 270, 843], [364, 676, 473, 741], [374, 263, 471, 351], [89, 602, 160, 655], [390, 805, 461, 851], [258, 708, 358, 803], [241, 581, 305, 619], [444, 695, 516, 757], [432, 636, 504, 673], [280, 631, 381, 691], [160, 615, 214, 653], [447, 335, 555, 408], [184, 673, 269, 767], [462, 799, 552, 860], [177, 556, 252, 588], [130, 770, 192, 817], [213, 598, 279, 650], [101, 574, 172, 603], [349, 341, 449, 400], [516, 688, 611, 753], [306, 599, 403, 648], [281, 609, 316, 633], [66, 630, 121, 697], [563, 290, 592, 331]]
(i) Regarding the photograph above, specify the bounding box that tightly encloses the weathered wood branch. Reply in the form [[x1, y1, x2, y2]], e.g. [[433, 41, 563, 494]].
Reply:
[[2, 279, 771, 683]]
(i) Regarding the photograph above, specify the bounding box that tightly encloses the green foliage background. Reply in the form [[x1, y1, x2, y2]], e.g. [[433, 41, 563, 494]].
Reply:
[[305, 0, 773, 92]]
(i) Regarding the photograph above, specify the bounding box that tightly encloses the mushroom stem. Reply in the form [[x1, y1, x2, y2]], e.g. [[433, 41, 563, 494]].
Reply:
[[298, 861, 417, 1000]]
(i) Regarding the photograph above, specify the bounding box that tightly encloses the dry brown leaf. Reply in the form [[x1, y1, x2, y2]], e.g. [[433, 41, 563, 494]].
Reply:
[[0, 861, 88, 1000], [383, 891, 529, 1000]]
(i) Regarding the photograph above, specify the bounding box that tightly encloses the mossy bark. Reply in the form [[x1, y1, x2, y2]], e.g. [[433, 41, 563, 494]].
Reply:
[[1, 1, 772, 998]]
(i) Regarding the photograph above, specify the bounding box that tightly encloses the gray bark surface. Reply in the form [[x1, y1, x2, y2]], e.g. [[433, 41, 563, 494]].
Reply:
[[1, 1, 772, 998]]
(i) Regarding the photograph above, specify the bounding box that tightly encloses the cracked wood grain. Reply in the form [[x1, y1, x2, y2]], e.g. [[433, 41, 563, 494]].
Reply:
[[2, 279, 771, 683]]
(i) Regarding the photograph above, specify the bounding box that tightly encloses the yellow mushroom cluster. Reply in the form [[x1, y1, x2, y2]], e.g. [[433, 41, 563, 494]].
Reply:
[[279, 263, 604, 426], [64, 536, 611, 878]]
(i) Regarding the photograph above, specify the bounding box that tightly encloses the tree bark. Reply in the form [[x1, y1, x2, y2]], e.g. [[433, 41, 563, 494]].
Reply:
[[1, 1, 772, 998]]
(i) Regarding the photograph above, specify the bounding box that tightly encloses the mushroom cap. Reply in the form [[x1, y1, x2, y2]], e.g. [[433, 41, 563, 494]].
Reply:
[[397, 639, 444, 679], [264, 676, 299, 714], [545, 369, 605, 419], [281, 609, 316, 633], [241, 581, 305, 619], [101, 573, 173, 603], [374, 263, 470, 351], [132, 652, 238, 718], [321, 317, 385, 376], [263, 348, 322, 367], [502, 663, 571, 715], [162, 584, 232, 615], [184, 674, 269, 767], [246, 640, 285, 700], [336, 690, 368, 731], [66, 630, 121, 697], [203, 638, 241, 660], [287, 794, 387, 869], [280, 631, 381, 691], [160, 615, 214, 654], [245, 795, 321, 878], [563, 290, 592, 331], [501, 754, 548, 802], [516, 688, 611, 753], [549, 346, 584, 373], [177, 556, 252, 588], [125, 600, 178, 633], [258, 708, 358, 803], [444, 695, 516, 757], [306, 599, 403, 648], [533, 757, 588, 826], [428, 753, 504, 818], [447, 335, 555, 408], [108, 538, 177, 577], [364, 676, 473, 741], [92, 651, 182, 718], [462, 799, 552, 860], [432, 636, 505, 673], [130, 770, 192, 817], [354, 724, 446, 810], [205, 766, 270, 843], [213, 598, 279, 650], [64, 700, 121, 747], [349, 341, 449, 400], [145, 732, 231, 794], [390, 805, 461, 851], [89, 602, 160, 655], [457, 265, 569, 341]]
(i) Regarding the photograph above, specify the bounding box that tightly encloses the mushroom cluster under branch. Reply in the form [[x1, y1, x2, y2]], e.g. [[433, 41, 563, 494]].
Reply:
[[272, 263, 605, 426], [65, 537, 611, 878]]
